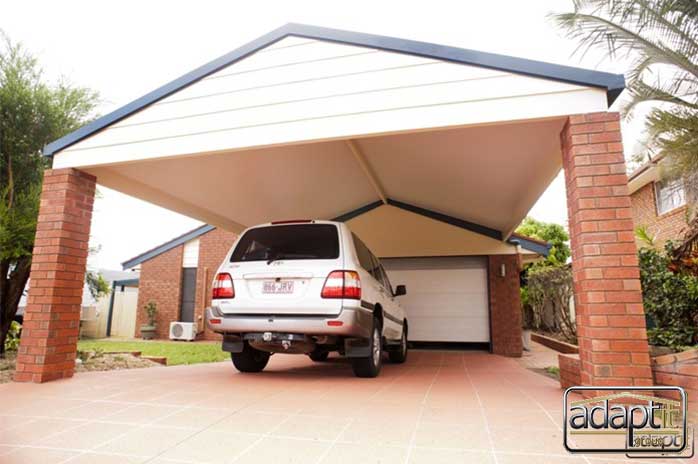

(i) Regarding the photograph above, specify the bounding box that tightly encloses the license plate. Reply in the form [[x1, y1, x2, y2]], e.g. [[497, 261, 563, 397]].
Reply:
[[262, 280, 294, 294]]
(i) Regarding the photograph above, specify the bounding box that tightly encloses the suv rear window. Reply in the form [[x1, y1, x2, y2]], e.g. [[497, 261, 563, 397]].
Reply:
[[230, 224, 340, 262]]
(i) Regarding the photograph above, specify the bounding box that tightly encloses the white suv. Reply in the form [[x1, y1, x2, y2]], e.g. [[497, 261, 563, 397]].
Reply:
[[205, 220, 408, 377]]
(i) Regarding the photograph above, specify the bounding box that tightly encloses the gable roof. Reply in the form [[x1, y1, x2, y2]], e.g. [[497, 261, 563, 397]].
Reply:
[[122, 202, 550, 271], [508, 232, 553, 256], [333, 200, 552, 256], [121, 224, 213, 270], [45, 23, 624, 157], [628, 155, 665, 194]]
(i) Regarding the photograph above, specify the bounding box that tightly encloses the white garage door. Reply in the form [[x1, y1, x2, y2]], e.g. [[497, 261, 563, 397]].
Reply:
[[382, 257, 490, 343]]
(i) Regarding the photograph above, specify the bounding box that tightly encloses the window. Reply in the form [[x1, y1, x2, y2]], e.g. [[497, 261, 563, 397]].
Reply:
[[655, 179, 686, 215], [230, 224, 339, 262], [182, 238, 200, 268], [352, 234, 374, 274], [377, 263, 394, 295], [353, 234, 387, 285]]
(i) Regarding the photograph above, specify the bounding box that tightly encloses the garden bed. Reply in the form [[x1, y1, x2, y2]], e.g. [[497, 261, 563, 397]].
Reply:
[[0, 351, 161, 384], [531, 332, 578, 354]]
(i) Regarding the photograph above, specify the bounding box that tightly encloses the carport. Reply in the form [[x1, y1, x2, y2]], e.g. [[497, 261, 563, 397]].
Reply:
[[17, 24, 652, 387]]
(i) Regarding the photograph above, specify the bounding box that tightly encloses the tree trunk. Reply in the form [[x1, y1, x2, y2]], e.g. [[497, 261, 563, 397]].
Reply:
[[0, 320, 10, 358], [0, 256, 31, 358]]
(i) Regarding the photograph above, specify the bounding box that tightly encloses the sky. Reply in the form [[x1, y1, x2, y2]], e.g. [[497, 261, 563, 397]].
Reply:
[[3, 0, 648, 270]]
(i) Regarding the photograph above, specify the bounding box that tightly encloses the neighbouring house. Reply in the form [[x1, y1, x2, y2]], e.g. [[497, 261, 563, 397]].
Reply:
[[122, 225, 238, 340], [81, 270, 140, 339], [629, 157, 690, 247], [17, 269, 139, 339], [122, 222, 548, 345]]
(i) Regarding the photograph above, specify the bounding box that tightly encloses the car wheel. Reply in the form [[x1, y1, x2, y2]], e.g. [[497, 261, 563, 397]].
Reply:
[[350, 317, 382, 378], [388, 323, 408, 364], [231, 342, 270, 373], [308, 349, 330, 362]]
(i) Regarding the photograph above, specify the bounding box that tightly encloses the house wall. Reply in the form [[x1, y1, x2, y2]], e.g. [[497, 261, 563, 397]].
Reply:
[[136, 245, 183, 339], [194, 228, 238, 340], [630, 182, 688, 247], [488, 255, 523, 357], [135, 227, 237, 340]]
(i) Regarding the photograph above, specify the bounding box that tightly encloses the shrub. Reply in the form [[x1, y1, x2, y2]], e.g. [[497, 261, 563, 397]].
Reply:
[[4, 321, 21, 352], [639, 244, 698, 349]]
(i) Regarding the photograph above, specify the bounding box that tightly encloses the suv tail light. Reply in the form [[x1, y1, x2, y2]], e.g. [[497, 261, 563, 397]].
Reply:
[[212, 273, 234, 299], [321, 271, 361, 299]]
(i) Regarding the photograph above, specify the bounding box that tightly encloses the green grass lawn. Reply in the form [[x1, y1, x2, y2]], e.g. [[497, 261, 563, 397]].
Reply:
[[77, 339, 229, 366]]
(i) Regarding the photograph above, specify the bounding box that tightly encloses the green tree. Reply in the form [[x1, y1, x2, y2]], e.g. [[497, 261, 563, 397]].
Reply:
[[552, 1, 698, 209], [515, 217, 570, 266], [0, 33, 98, 356]]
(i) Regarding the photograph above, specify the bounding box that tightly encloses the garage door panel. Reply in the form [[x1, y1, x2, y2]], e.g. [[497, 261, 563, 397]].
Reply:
[[382, 257, 490, 343], [391, 269, 486, 293], [400, 295, 488, 318], [408, 317, 490, 343]]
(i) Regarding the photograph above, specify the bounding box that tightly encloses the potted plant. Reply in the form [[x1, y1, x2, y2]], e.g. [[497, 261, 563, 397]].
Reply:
[[140, 301, 158, 340]]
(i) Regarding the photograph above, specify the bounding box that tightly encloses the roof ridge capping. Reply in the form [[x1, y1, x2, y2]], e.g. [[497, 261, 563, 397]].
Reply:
[[43, 22, 625, 157]]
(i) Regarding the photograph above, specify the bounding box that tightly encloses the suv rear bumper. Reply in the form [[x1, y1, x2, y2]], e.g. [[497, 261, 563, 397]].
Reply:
[[205, 306, 373, 339]]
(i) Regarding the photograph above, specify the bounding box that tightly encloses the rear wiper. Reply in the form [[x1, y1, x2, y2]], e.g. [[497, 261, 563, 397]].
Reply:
[[267, 254, 285, 265]]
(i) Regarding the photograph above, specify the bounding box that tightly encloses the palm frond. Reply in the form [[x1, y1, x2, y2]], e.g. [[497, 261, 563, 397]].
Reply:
[[553, 0, 698, 218], [625, 79, 698, 113], [554, 12, 698, 78]]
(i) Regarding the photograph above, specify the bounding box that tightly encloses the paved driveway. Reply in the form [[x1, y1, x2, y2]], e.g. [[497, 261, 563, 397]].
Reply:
[[0, 350, 684, 463]]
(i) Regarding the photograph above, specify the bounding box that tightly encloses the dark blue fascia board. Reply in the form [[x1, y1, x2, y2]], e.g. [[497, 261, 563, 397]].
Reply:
[[507, 235, 551, 257], [386, 199, 503, 241], [121, 224, 215, 270], [113, 278, 139, 287], [44, 23, 624, 156], [331, 200, 384, 222]]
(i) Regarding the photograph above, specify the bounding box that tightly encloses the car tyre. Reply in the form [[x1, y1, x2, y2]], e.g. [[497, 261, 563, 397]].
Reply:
[[388, 323, 408, 364], [308, 349, 329, 362], [351, 317, 382, 378], [231, 342, 270, 373]]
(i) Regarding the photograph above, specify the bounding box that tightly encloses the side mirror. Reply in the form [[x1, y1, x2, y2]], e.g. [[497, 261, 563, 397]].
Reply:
[[394, 285, 407, 297]]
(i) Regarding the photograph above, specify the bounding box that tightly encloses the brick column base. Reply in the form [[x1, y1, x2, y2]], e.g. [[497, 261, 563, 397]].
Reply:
[[488, 255, 523, 357], [561, 112, 652, 387], [14, 168, 96, 383]]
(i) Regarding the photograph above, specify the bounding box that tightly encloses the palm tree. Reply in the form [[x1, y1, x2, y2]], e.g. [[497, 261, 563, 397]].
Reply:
[[552, 1, 697, 209]]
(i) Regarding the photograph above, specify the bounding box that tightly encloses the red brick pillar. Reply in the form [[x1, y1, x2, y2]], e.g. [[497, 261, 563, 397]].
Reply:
[[488, 255, 523, 357], [561, 112, 652, 387], [14, 168, 96, 383]]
